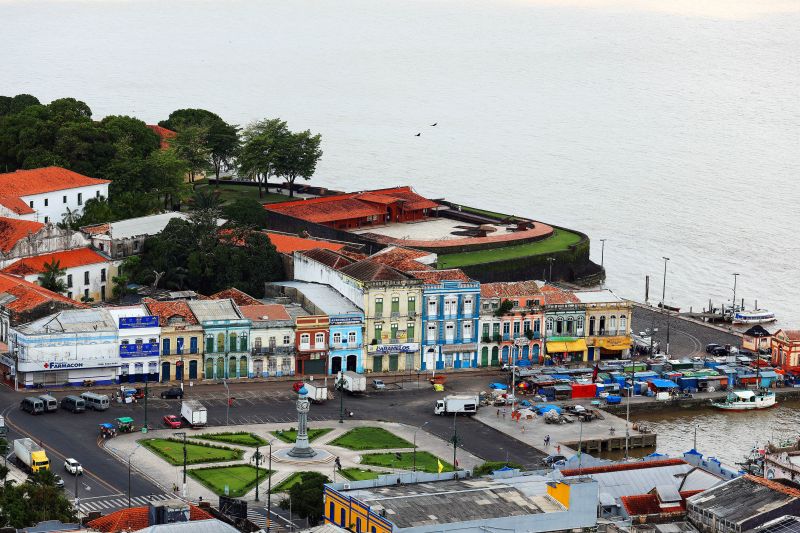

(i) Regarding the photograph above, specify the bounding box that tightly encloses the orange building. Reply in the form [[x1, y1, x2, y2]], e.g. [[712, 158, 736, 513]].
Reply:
[[771, 329, 800, 369]]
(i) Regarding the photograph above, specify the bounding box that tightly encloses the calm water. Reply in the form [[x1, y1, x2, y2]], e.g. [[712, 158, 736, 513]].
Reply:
[[1, 0, 799, 325]]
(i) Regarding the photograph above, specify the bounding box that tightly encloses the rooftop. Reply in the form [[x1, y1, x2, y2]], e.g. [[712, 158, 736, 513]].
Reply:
[[339, 259, 417, 283], [368, 246, 436, 271], [352, 217, 481, 240], [0, 272, 84, 315], [16, 308, 117, 335], [209, 288, 261, 306], [87, 503, 212, 533], [408, 269, 473, 284], [0, 167, 110, 215], [187, 299, 243, 323], [135, 519, 239, 533], [143, 298, 199, 326], [84, 212, 190, 240], [238, 303, 292, 322], [573, 289, 625, 304], [264, 231, 346, 254], [0, 217, 45, 253], [1, 247, 108, 276], [481, 280, 542, 299], [299, 248, 356, 270], [541, 284, 580, 305], [270, 281, 362, 317], [688, 475, 800, 525], [339, 476, 564, 529], [147, 125, 177, 150], [621, 489, 703, 517]]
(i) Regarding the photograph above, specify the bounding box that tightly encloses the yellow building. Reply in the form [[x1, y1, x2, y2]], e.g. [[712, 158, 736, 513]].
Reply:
[[574, 289, 632, 361], [144, 299, 204, 382]]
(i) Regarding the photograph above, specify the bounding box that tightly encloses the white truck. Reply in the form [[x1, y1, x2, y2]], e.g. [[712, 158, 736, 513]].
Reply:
[[303, 382, 329, 403], [337, 371, 366, 394], [434, 394, 480, 416], [13, 438, 50, 473], [180, 400, 208, 428]]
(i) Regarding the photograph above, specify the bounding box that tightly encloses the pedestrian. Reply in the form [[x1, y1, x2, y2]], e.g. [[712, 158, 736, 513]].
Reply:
[[496, 408, 500, 417], [521, 425, 525, 433], [556, 445, 561, 454], [502, 409, 507, 419]]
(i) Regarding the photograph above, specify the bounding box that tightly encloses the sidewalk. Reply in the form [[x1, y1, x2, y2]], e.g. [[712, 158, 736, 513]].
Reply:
[[104, 419, 482, 502]]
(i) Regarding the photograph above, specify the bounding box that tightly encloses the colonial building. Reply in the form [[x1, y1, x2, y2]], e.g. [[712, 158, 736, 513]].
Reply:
[[0, 217, 89, 268], [143, 299, 203, 383], [0, 166, 110, 223], [80, 212, 191, 260], [107, 305, 161, 383], [542, 285, 588, 364], [294, 313, 330, 375], [238, 302, 298, 378], [743, 325, 772, 354], [9, 308, 119, 389], [771, 330, 800, 369], [188, 299, 251, 380], [410, 269, 480, 371], [478, 281, 544, 368], [2, 247, 113, 303], [574, 289, 632, 360]]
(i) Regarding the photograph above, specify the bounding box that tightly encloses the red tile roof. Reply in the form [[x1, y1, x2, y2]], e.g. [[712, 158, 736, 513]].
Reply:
[[541, 284, 580, 305], [209, 287, 260, 306], [0, 217, 44, 253], [339, 259, 414, 282], [369, 247, 433, 272], [300, 248, 356, 270], [147, 125, 177, 149], [0, 167, 110, 215], [264, 231, 345, 254], [746, 474, 800, 497], [1, 247, 109, 276], [239, 304, 291, 321], [481, 281, 542, 298], [783, 330, 800, 342], [560, 458, 687, 477], [358, 187, 440, 211], [143, 298, 199, 326], [408, 269, 472, 284], [0, 272, 85, 314], [621, 490, 703, 517], [87, 504, 213, 532]]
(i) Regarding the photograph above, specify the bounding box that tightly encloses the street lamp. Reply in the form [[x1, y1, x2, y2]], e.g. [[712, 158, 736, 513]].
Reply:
[[661, 257, 670, 355], [175, 432, 187, 497], [222, 380, 230, 426], [599, 239, 606, 268], [336, 374, 346, 424], [732, 273, 740, 315], [127, 443, 142, 508], [266, 439, 273, 533], [412, 422, 429, 472], [143, 374, 149, 432], [451, 411, 459, 471], [547, 257, 555, 281]]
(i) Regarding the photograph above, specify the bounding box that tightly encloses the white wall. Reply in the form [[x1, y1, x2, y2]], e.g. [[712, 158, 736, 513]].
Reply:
[[292, 252, 365, 310], [21, 183, 109, 224], [0, 226, 90, 268], [22, 261, 110, 303]]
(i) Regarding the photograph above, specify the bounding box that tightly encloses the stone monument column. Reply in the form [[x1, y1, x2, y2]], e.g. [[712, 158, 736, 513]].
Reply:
[[288, 386, 317, 458]]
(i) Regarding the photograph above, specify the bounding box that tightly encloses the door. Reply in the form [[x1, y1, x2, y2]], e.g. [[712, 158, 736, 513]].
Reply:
[[491, 347, 499, 366], [175, 361, 184, 381], [373, 355, 383, 372], [228, 357, 237, 378], [389, 355, 399, 371], [331, 356, 343, 375], [239, 356, 248, 378], [304, 359, 326, 375], [481, 347, 489, 366], [253, 359, 263, 377], [346, 355, 358, 372], [216, 358, 224, 379], [161, 362, 170, 382], [189, 360, 198, 380]]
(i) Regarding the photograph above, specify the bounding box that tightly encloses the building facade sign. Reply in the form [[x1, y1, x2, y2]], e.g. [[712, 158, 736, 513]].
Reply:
[[367, 343, 419, 354], [120, 342, 160, 357], [329, 316, 362, 326], [17, 358, 120, 372], [118, 316, 159, 329]]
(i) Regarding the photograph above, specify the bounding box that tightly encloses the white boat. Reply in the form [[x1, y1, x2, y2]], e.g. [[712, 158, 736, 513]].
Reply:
[[732, 309, 776, 324], [711, 389, 776, 411]]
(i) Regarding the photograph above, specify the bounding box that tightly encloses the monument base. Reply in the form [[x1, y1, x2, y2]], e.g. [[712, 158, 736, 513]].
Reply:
[[288, 446, 318, 458], [273, 447, 333, 465]]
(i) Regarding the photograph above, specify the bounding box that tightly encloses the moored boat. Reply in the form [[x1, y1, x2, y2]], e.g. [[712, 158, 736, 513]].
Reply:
[[731, 309, 776, 324], [711, 389, 776, 410]]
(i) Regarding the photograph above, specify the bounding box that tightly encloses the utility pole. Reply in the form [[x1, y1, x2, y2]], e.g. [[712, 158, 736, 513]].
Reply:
[[143, 375, 149, 431], [732, 273, 740, 316], [175, 432, 187, 497], [577, 418, 584, 473], [547, 257, 555, 282], [599, 239, 606, 268], [413, 422, 429, 472], [661, 257, 670, 355], [223, 380, 229, 426], [254, 445, 261, 501], [266, 440, 273, 533], [451, 411, 458, 470], [336, 374, 346, 423], [126, 444, 141, 508]]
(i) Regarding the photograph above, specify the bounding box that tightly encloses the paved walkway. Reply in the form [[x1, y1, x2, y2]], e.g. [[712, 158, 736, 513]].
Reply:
[[104, 419, 481, 502]]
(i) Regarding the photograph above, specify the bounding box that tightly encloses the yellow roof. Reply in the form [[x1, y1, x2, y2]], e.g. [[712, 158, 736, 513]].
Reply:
[[546, 339, 587, 353]]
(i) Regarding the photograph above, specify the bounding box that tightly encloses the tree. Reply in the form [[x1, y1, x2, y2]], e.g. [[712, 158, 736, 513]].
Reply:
[[280, 472, 329, 525], [38, 260, 67, 294], [239, 119, 288, 197], [172, 126, 211, 183], [0, 94, 40, 117], [274, 129, 323, 197], [223, 197, 268, 229], [112, 256, 141, 300], [69, 196, 115, 229], [0, 471, 76, 527]]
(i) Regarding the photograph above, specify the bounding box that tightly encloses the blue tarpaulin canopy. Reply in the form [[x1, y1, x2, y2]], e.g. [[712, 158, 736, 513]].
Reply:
[[648, 378, 679, 388], [489, 383, 508, 390], [99, 423, 114, 429], [535, 404, 562, 414]]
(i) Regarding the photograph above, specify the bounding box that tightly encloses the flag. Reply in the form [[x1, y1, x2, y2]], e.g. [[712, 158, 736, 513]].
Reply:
[[437, 459, 444, 473]]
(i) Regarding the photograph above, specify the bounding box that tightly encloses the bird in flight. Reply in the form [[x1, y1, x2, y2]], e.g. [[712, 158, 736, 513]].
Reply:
[[430, 122, 437, 126], [415, 133, 421, 137]]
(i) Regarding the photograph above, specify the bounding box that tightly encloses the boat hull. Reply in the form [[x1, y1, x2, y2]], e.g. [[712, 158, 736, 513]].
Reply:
[[711, 395, 777, 411]]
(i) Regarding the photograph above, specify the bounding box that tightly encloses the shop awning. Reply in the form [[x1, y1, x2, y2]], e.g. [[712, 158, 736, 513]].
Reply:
[[546, 339, 588, 353], [594, 337, 632, 351]]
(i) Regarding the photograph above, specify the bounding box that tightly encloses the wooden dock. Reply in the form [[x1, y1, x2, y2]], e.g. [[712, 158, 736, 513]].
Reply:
[[562, 433, 657, 453]]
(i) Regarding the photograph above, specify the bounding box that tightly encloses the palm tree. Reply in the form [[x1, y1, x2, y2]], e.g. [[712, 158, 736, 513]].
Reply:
[[38, 260, 67, 294]]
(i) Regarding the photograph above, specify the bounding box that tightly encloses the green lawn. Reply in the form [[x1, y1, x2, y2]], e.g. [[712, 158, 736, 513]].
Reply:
[[437, 228, 583, 268], [188, 465, 272, 497], [360, 451, 454, 473], [271, 428, 334, 444], [329, 427, 414, 451], [272, 471, 312, 492], [341, 468, 386, 481], [194, 182, 290, 206], [197, 432, 267, 447], [142, 438, 243, 466]]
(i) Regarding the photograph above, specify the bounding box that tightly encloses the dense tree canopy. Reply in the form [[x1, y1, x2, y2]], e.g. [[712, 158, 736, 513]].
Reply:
[[0, 469, 76, 528]]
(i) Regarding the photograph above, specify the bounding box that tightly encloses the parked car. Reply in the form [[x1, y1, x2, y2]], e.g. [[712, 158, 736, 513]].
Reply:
[[372, 379, 386, 390], [542, 454, 567, 467], [709, 346, 728, 356], [64, 458, 83, 475], [706, 343, 723, 354], [162, 414, 182, 429], [160, 387, 183, 399], [134, 388, 147, 400], [53, 474, 64, 489]]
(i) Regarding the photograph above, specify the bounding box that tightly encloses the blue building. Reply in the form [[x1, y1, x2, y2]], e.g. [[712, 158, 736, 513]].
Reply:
[[414, 270, 480, 370], [188, 299, 252, 379], [271, 281, 364, 374]]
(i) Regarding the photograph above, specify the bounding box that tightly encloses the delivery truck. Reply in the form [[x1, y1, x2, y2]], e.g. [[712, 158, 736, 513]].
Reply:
[[434, 394, 480, 415], [180, 400, 208, 428], [303, 382, 329, 403], [14, 438, 50, 473], [337, 371, 366, 394]]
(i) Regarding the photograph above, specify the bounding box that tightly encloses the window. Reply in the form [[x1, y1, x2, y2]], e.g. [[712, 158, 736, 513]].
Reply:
[[512, 321, 520, 336], [240, 334, 247, 351], [314, 332, 325, 347], [534, 319, 541, 333], [67, 291, 72, 299], [83, 289, 89, 300], [62, 195, 67, 204], [206, 336, 214, 353], [463, 322, 472, 340], [620, 315, 628, 334], [374, 297, 383, 316], [463, 297, 473, 314], [428, 297, 437, 315], [589, 316, 596, 335], [374, 324, 382, 344], [408, 296, 416, 314], [121, 339, 130, 346], [230, 332, 237, 351], [526, 299, 534, 307], [100, 285, 105, 301], [482, 323, 490, 338], [176, 337, 184, 355], [190, 337, 198, 354], [77, 193, 83, 205], [283, 335, 290, 345], [217, 333, 225, 352], [566, 318, 574, 335], [44, 216, 49, 223], [555, 317, 563, 334], [100, 268, 106, 282], [445, 322, 455, 341], [502, 322, 510, 335], [444, 298, 457, 316], [162, 338, 171, 355], [390, 323, 398, 341], [523, 320, 531, 332], [492, 323, 500, 336], [96, 190, 100, 198], [406, 323, 415, 342], [348, 331, 356, 344], [28, 201, 33, 208], [268, 358, 277, 373], [44, 198, 48, 207], [332, 332, 342, 345], [609, 315, 617, 333], [391, 296, 400, 314], [67, 274, 73, 288], [83, 271, 89, 285], [427, 323, 436, 342], [134, 240, 140, 251]]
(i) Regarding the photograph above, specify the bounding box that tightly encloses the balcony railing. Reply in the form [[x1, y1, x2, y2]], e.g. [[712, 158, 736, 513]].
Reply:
[[252, 346, 293, 355]]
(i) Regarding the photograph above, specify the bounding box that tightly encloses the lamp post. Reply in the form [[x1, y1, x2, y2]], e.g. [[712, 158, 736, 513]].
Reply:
[[254, 445, 262, 501], [175, 432, 187, 497], [222, 380, 230, 426], [143, 374, 149, 431], [451, 411, 459, 470], [547, 257, 555, 281], [661, 257, 670, 355], [412, 422, 429, 472], [336, 375, 346, 424], [127, 443, 142, 508], [732, 273, 740, 316], [599, 239, 606, 268], [266, 439, 273, 533]]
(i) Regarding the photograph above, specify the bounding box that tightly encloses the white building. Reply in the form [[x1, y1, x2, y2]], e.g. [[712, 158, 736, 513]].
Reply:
[[106, 305, 162, 384], [0, 217, 90, 269], [1, 247, 112, 303], [0, 166, 110, 224], [80, 212, 191, 260], [9, 308, 119, 388]]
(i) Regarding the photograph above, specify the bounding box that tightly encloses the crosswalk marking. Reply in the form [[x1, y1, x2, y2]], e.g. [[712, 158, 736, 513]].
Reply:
[[77, 493, 174, 513]]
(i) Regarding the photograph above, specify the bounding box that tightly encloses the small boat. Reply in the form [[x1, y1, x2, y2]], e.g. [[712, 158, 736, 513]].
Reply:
[[711, 389, 776, 411], [731, 309, 777, 324]]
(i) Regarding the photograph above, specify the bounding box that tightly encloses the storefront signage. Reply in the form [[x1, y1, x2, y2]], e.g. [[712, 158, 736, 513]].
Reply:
[[330, 316, 362, 326], [118, 316, 159, 329], [120, 343, 160, 356], [368, 343, 419, 354], [17, 358, 120, 372], [0, 355, 15, 369], [441, 343, 478, 354]]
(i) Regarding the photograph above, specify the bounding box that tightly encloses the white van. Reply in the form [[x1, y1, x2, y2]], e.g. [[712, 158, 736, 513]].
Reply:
[[80, 392, 110, 411]]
